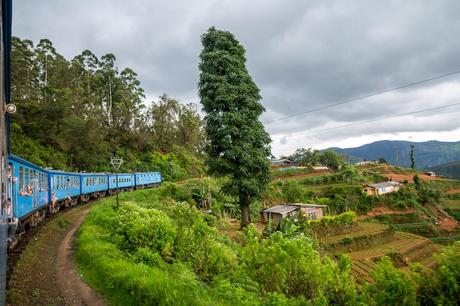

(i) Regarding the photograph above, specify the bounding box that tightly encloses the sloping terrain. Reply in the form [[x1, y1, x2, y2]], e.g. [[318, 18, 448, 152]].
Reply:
[[329, 140, 460, 168], [320, 224, 442, 284], [427, 160, 460, 179]]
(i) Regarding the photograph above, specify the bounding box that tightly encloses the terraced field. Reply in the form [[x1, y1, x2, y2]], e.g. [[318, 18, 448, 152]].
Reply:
[[321, 222, 442, 284]]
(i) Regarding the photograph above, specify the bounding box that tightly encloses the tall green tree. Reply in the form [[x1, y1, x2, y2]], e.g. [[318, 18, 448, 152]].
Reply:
[[410, 144, 415, 169], [198, 27, 271, 227]]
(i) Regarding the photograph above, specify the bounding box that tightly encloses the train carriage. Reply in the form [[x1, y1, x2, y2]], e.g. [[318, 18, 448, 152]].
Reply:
[[8, 155, 49, 222], [48, 170, 81, 208], [108, 173, 134, 192], [80, 173, 109, 201], [134, 172, 162, 189]]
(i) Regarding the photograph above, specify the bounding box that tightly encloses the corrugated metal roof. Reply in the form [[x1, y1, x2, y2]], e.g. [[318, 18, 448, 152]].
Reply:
[[367, 181, 400, 189], [263, 205, 299, 214], [290, 203, 327, 208], [263, 203, 327, 214]]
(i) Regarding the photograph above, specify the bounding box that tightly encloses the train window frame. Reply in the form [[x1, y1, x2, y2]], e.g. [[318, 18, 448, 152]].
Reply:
[[25, 168, 29, 188], [19, 166, 24, 192]]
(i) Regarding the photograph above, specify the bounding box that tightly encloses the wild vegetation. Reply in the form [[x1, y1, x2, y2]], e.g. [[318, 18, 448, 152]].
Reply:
[[77, 187, 460, 305], [11, 37, 204, 173]]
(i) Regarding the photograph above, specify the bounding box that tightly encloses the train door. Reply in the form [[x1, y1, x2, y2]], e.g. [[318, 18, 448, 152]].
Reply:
[[7, 163, 13, 218], [32, 171, 38, 208]]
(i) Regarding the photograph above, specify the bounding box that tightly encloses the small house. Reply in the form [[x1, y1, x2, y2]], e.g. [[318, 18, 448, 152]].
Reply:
[[425, 171, 436, 177], [363, 181, 401, 196], [270, 159, 297, 168], [262, 203, 326, 224]]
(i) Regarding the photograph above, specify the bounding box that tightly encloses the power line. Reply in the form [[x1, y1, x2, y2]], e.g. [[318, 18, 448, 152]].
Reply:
[[276, 100, 460, 137], [264, 69, 460, 124]]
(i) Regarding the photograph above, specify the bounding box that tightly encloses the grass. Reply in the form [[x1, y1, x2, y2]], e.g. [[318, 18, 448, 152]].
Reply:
[[440, 199, 460, 209], [75, 196, 225, 306]]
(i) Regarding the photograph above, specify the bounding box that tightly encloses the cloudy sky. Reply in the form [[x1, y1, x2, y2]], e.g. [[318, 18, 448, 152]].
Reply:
[[13, 0, 460, 156]]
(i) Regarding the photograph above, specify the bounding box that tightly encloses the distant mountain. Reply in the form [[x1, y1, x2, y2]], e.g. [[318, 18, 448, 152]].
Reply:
[[328, 140, 460, 169], [427, 160, 460, 179]]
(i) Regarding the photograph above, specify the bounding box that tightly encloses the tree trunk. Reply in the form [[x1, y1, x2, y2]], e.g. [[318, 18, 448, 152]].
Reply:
[[240, 196, 251, 228]]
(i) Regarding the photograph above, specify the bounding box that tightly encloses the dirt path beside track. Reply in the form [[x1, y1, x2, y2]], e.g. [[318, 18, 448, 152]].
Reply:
[[7, 203, 105, 306]]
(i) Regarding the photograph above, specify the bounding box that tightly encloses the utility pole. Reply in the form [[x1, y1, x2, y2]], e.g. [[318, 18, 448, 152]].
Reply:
[[110, 157, 123, 209]]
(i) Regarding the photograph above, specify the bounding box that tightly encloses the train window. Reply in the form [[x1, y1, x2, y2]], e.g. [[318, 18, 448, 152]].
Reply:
[[25, 168, 29, 187], [19, 167, 24, 192]]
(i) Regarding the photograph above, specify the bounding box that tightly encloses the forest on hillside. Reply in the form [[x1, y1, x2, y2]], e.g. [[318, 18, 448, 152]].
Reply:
[[11, 37, 205, 175]]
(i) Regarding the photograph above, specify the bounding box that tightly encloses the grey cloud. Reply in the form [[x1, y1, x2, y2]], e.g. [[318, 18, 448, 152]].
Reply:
[[12, 0, 460, 154]]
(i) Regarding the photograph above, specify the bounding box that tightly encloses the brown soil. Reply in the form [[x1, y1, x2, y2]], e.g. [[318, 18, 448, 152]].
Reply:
[[359, 206, 416, 219], [56, 209, 105, 306], [380, 172, 441, 183], [446, 188, 460, 195], [7, 203, 105, 306], [437, 217, 458, 231]]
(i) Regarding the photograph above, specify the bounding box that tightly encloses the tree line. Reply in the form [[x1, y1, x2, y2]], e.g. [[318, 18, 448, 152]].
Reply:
[[11, 37, 204, 172]]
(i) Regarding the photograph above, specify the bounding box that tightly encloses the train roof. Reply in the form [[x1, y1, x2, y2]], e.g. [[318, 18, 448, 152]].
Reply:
[[9, 154, 47, 172], [134, 172, 161, 174]]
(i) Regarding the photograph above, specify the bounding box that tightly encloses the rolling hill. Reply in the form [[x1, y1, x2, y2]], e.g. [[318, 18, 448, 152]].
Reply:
[[329, 140, 460, 169], [427, 160, 460, 179]]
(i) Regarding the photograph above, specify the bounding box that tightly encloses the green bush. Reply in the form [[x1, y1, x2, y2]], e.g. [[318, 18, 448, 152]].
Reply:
[[241, 232, 357, 304], [364, 257, 417, 305], [413, 242, 460, 305], [280, 180, 310, 203]]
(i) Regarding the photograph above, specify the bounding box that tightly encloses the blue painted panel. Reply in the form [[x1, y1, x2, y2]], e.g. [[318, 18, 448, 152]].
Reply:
[[49, 171, 81, 202], [8, 156, 49, 219], [81, 174, 109, 194], [108, 174, 134, 189], [134, 172, 162, 186]]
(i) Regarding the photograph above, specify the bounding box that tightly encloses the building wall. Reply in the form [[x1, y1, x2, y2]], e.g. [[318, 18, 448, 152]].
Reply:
[[376, 185, 399, 195], [299, 207, 323, 220], [363, 187, 376, 196]]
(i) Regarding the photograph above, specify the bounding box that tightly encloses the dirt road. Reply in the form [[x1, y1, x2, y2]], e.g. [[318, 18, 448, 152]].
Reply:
[[7, 203, 105, 306]]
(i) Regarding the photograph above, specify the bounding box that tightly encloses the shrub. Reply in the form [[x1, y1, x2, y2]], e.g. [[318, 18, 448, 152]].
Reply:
[[241, 232, 357, 304], [413, 242, 460, 305], [364, 257, 417, 305], [281, 180, 309, 203]]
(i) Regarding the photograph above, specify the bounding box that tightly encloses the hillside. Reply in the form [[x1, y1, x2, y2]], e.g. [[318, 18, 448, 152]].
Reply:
[[329, 140, 460, 168], [427, 160, 460, 179]]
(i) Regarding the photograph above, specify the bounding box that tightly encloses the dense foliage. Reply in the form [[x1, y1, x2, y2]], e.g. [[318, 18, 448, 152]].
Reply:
[[11, 37, 204, 173], [198, 27, 271, 226], [77, 189, 460, 305], [287, 148, 346, 170]]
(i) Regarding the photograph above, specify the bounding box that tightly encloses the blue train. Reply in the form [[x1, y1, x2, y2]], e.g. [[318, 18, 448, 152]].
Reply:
[[7, 154, 162, 240]]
